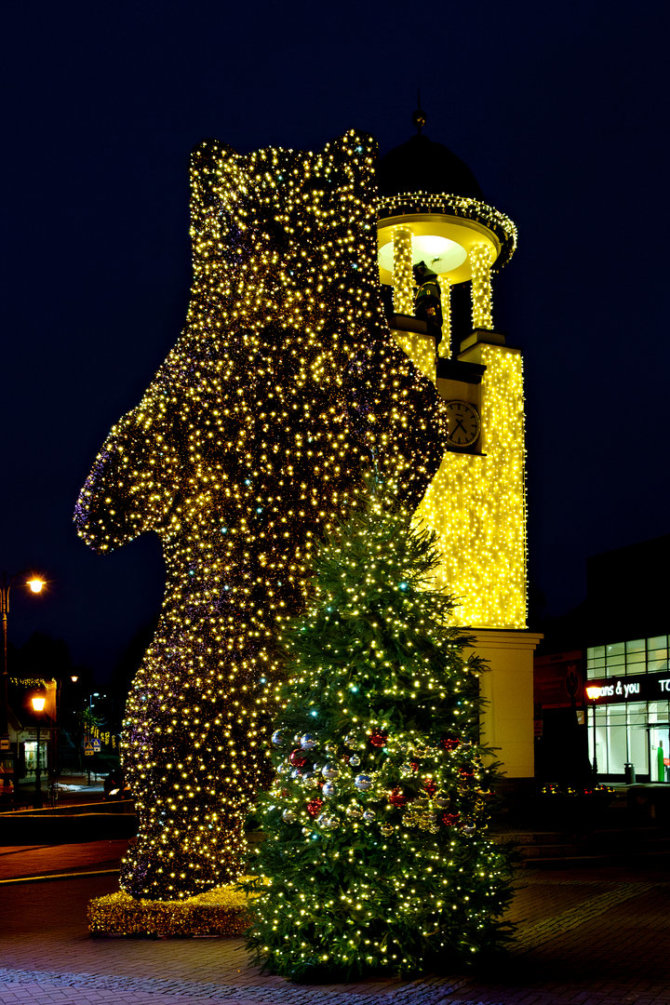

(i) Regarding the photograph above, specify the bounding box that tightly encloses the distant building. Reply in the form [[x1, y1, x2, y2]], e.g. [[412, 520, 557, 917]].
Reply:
[[535, 535, 670, 784], [0, 677, 56, 803]]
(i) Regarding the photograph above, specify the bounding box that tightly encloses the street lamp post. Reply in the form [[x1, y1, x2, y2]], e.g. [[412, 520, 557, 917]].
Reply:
[[31, 692, 46, 809], [585, 685, 601, 782], [1, 572, 46, 747]]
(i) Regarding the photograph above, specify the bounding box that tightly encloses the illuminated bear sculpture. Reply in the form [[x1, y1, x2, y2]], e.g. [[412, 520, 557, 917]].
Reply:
[[75, 131, 449, 900]]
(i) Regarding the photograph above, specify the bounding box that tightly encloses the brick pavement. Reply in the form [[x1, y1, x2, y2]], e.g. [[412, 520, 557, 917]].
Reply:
[[0, 842, 669, 1005], [0, 841, 128, 882]]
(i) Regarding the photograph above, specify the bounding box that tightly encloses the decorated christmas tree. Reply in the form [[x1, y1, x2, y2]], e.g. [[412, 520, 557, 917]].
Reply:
[[245, 480, 513, 981]]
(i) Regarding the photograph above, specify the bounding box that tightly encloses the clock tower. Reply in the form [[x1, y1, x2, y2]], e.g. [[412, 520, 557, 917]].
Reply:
[[377, 111, 541, 792]]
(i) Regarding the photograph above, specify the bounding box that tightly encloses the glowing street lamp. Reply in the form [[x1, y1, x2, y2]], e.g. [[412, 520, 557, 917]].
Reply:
[[31, 691, 46, 809]]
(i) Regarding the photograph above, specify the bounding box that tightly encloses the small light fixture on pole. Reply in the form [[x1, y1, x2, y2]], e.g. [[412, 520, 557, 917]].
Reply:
[[585, 684, 601, 781], [31, 691, 46, 809]]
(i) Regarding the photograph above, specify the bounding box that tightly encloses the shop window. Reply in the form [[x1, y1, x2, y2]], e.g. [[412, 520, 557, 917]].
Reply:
[[589, 698, 670, 781], [605, 706, 627, 776], [626, 639, 645, 653], [606, 642, 625, 656], [605, 654, 625, 676], [608, 705, 626, 725], [606, 725, 627, 775], [648, 659, 669, 673], [625, 651, 646, 666], [647, 636, 668, 651], [628, 703, 647, 727], [586, 647, 605, 679], [648, 701, 666, 724], [24, 741, 45, 773], [593, 706, 609, 774], [628, 703, 648, 777]]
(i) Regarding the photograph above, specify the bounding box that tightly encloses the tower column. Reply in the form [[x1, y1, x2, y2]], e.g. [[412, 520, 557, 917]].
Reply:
[[437, 275, 451, 357], [392, 226, 414, 315], [469, 244, 494, 330]]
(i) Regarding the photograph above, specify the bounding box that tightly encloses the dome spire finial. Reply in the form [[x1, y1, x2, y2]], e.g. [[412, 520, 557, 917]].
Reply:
[[412, 89, 426, 135]]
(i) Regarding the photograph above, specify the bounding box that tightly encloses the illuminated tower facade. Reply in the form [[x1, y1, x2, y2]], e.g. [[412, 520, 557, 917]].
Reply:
[[377, 116, 541, 786]]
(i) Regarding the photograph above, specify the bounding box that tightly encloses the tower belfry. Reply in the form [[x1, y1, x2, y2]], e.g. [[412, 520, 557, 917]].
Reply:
[[377, 112, 540, 788], [377, 107, 516, 366]]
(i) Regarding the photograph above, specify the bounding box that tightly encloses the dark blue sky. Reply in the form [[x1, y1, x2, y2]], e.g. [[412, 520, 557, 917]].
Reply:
[[2, 1, 668, 681]]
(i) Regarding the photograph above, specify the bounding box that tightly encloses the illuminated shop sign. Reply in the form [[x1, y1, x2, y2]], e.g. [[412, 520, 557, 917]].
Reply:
[[586, 671, 670, 703]]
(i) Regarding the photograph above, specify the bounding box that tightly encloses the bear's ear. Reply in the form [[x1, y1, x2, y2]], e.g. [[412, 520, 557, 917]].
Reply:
[[315, 130, 378, 199], [323, 130, 377, 165], [188, 138, 256, 268], [326, 129, 377, 158], [189, 138, 239, 212]]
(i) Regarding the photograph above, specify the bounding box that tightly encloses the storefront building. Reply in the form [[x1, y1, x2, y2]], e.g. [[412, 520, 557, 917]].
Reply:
[[586, 637, 670, 783], [533, 535, 670, 786]]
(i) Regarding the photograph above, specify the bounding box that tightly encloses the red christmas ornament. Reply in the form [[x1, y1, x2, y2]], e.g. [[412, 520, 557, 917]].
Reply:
[[410, 761, 419, 772], [289, 748, 307, 767], [441, 812, 460, 827], [388, 786, 407, 808], [306, 798, 324, 817], [441, 737, 460, 751], [370, 731, 388, 748], [422, 778, 437, 797], [459, 769, 475, 782]]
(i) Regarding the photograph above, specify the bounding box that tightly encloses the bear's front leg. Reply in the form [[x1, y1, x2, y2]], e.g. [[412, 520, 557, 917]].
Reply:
[[74, 400, 178, 552]]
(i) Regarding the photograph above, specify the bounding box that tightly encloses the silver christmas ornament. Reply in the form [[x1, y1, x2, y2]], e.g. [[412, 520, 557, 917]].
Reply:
[[282, 808, 296, 823], [322, 763, 339, 779], [354, 773, 372, 791], [322, 780, 336, 798], [300, 733, 317, 750]]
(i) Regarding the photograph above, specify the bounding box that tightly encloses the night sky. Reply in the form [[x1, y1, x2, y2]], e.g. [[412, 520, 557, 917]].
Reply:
[[2, 1, 668, 683]]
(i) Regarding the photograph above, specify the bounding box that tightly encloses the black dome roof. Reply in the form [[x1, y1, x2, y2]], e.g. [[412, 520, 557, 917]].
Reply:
[[377, 133, 483, 201]]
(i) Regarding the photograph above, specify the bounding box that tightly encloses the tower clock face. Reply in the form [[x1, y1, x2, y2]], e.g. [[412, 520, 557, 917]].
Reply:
[[445, 400, 480, 448]]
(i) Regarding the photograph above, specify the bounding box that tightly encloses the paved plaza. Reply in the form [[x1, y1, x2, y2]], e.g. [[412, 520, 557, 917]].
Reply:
[[0, 840, 669, 1005]]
